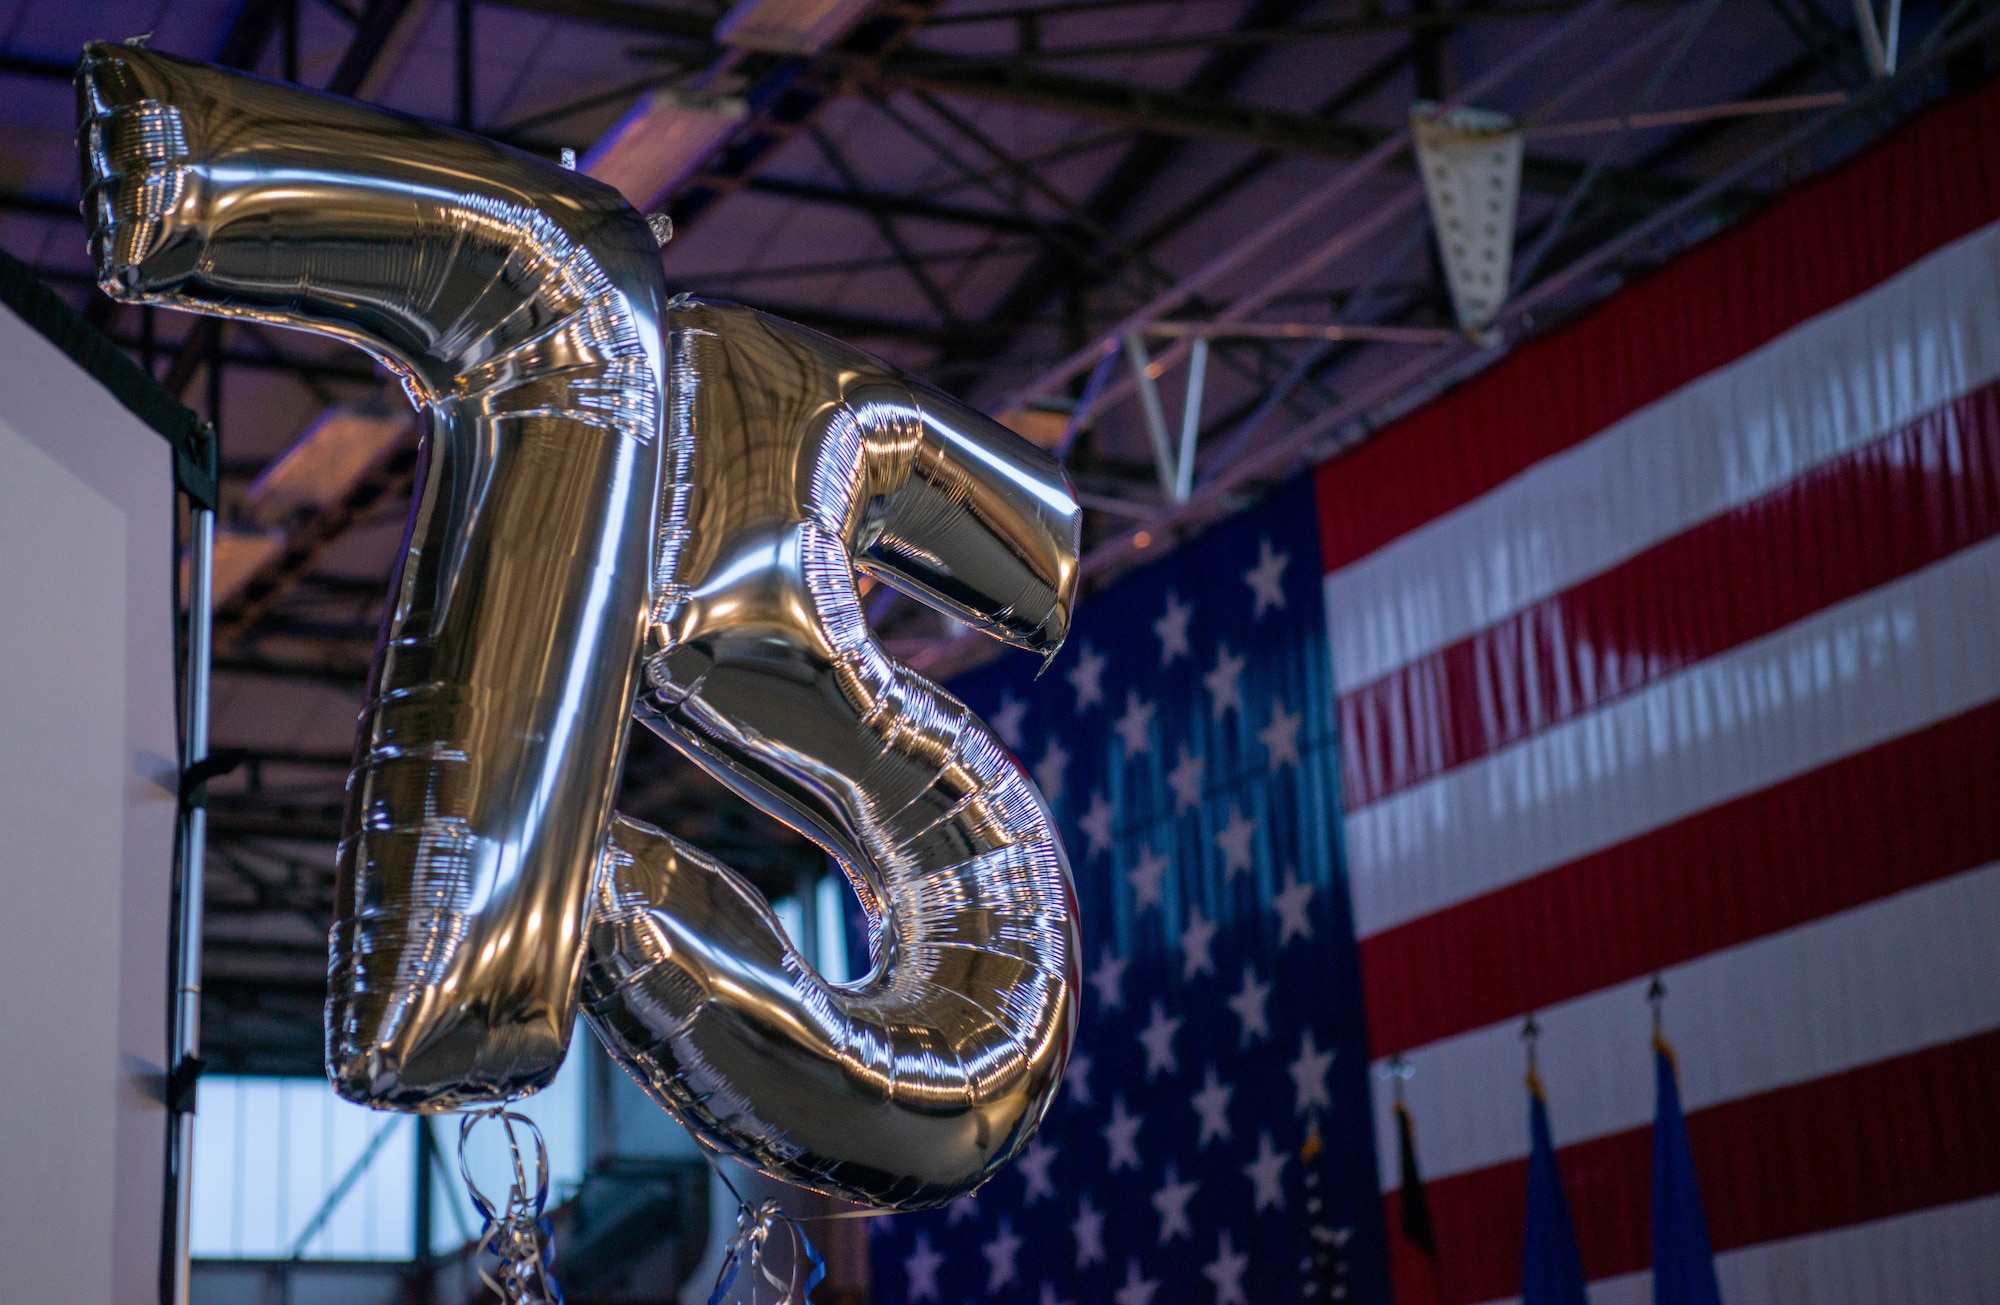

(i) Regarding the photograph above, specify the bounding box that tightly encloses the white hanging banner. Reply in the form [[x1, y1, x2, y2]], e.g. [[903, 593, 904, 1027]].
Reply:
[[1410, 102, 1524, 333]]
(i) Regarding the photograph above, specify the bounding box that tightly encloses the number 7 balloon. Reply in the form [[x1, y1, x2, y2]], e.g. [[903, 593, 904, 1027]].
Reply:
[[79, 43, 1079, 1207]]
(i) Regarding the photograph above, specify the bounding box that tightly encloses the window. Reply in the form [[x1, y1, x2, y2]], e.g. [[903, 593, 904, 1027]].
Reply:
[[192, 1037, 588, 1261]]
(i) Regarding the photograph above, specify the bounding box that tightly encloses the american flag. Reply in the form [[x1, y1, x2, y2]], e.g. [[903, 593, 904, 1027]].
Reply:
[[1327, 82, 2000, 1305], [868, 475, 1389, 1305]]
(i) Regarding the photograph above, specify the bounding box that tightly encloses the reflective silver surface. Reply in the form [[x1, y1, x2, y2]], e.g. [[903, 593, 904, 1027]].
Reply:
[[587, 300, 1079, 1208], [79, 43, 668, 1108], [78, 49, 1083, 1209]]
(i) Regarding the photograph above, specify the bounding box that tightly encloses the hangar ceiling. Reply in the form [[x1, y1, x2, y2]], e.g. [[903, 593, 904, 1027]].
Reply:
[[1, 0, 1992, 1072]]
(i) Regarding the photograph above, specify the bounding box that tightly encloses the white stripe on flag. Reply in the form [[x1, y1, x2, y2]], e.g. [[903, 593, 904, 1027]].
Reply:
[[1372, 861, 2000, 1190], [1467, 1194, 2000, 1305], [1324, 219, 2000, 693], [1346, 534, 2000, 938]]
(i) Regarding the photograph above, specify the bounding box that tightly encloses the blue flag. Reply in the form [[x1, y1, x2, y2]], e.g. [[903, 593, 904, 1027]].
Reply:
[[866, 476, 1388, 1305], [1652, 1042, 1722, 1305], [1522, 1076, 1588, 1305]]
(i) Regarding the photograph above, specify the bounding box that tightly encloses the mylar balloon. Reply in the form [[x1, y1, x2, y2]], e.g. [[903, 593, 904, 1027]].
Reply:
[[78, 44, 1079, 1208], [79, 42, 666, 1108], [589, 301, 1078, 1207]]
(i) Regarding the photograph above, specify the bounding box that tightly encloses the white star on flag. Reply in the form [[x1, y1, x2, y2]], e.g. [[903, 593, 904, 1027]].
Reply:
[[905, 1232, 945, 1302], [1126, 844, 1167, 911], [1154, 591, 1193, 666], [1103, 1096, 1144, 1171], [1067, 644, 1108, 713], [1271, 872, 1315, 946], [1114, 1258, 1160, 1305], [1214, 805, 1257, 879], [1289, 1029, 1335, 1114], [1072, 1196, 1107, 1268], [1189, 1064, 1233, 1147], [1204, 644, 1246, 719], [1179, 908, 1218, 981], [982, 1217, 1023, 1291], [1167, 745, 1205, 812], [1078, 791, 1114, 859], [1243, 537, 1290, 619], [1113, 689, 1155, 755], [1242, 1132, 1288, 1211], [1226, 965, 1272, 1046], [1258, 698, 1302, 771], [947, 1192, 979, 1225], [1137, 1000, 1182, 1079], [1039, 1282, 1072, 1305], [1064, 1052, 1093, 1106], [1017, 1139, 1058, 1205], [1202, 1230, 1251, 1305], [1151, 1164, 1200, 1244], [1034, 737, 1069, 801], [1088, 947, 1127, 1011], [992, 694, 1027, 751]]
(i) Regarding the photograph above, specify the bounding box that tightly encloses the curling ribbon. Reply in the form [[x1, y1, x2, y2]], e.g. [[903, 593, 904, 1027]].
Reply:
[[708, 1199, 828, 1305], [458, 1108, 566, 1305]]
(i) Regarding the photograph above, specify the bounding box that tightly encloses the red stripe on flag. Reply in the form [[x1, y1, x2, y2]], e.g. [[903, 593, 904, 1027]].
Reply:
[[1314, 76, 2000, 577], [1392, 1029, 2000, 1305], [1338, 380, 2000, 809], [1362, 699, 2000, 1057]]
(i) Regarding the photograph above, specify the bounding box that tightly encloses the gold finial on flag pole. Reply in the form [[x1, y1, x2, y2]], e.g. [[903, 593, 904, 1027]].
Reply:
[[1522, 1013, 1544, 1097]]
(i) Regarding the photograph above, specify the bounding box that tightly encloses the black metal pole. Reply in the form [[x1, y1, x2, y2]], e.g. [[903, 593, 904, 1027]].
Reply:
[[413, 1116, 437, 1298], [206, 325, 222, 441]]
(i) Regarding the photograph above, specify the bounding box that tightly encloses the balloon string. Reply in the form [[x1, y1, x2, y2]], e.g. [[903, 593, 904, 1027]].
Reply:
[[708, 1199, 827, 1305], [458, 1107, 566, 1305], [695, 1137, 889, 1305]]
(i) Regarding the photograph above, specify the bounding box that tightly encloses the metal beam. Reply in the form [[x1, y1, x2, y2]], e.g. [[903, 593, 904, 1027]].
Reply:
[[480, 0, 712, 42], [0, 191, 76, 218], [112, 339, 380, 383], [808, 127, 960, 323], [873, 56, 1696, 209], [743, 176, 1048, 233], [719, 297, 1019, 344], [924, 0, 1637, 28], [910, 1, 1652, 62], [213, 653, 371, 684], [0, 52, 72, 80], [476, 0, 1687, 208], [1059, 8, 2000, 602], [325, 0, 420, 97], [925, 0, 1357, 404], [207, 806, 346, 840]]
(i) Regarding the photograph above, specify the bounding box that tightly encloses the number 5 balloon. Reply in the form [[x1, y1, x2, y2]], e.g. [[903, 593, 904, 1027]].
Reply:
[[80, 43, 1080, 1207]]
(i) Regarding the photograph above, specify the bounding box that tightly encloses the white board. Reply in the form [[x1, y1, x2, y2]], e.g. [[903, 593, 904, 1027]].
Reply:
[[0, 296, 180, 1304]]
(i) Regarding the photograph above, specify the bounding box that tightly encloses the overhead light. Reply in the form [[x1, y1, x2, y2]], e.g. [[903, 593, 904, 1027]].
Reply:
[[995, 407, 1069, 450], [715, 0, 877, 55], [1411, 102, 1523, 335], [582, 89, 749, 211], [246, 407, 408, 527], [202, 528, 288, 609]]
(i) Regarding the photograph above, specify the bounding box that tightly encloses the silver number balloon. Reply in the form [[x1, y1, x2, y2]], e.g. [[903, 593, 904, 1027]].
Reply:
[[78, 43, 667, 1108], [78, 44, 1081, 1206], [585, 302, 1078, 1207]]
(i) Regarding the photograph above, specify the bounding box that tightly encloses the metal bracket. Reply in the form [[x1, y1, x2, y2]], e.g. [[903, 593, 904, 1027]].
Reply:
[[1121, 330, 1210, 504], [1852, 0, 1902, 78], [178, 747, 247, 810], [166, 1055, 205, 1115]]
